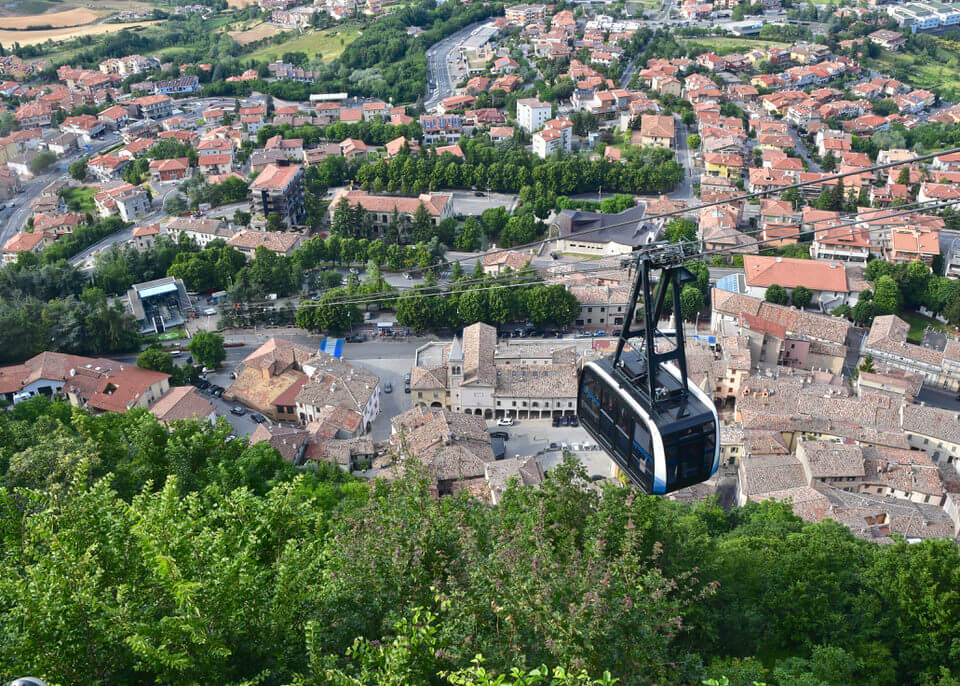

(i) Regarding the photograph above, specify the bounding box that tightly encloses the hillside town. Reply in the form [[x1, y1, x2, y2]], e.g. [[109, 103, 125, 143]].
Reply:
[[6, 0, 960, 682]]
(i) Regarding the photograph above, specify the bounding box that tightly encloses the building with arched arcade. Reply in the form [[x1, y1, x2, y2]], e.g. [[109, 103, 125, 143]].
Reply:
[[409, 322, 579, 420]]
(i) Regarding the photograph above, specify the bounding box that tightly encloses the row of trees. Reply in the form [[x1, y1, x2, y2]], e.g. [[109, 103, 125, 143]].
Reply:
[[255, 120, 422, 148], [351, 138, 684, 198], [3, 395, 960, 684]]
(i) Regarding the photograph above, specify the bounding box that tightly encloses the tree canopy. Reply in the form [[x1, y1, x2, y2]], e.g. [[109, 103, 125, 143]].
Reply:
[[0, 399, 959, 685]]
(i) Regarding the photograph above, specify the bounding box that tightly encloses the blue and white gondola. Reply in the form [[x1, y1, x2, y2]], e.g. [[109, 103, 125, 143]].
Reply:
[[577, 353, 719, 495]]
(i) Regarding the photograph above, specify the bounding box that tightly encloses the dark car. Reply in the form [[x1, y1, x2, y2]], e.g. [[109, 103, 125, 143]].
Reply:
[[230, 406, 246, 416], [552, 415, 561, 427], [403, 372, 411, 383], [474, 191, 484, 197], [569, 415, 579, 427], [490, 430, 509, 440], [212, 388, 224, 398], [560, 415, 569, 426], [250, 413, 266, 424], [404, 383, 411, 393]]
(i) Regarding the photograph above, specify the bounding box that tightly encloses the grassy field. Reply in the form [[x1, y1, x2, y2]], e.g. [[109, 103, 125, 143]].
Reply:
[[899, 310, 954, 344], [248, 24, 362, 62], [0, 20, 157, 46], [681, 37, 788, 55], [226, 0, 256, 6], [872, 50, 960, 101], [60, 186, 98, 213]]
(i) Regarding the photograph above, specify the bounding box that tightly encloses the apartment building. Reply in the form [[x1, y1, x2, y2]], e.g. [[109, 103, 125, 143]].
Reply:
[[249, 160, 305, 226]]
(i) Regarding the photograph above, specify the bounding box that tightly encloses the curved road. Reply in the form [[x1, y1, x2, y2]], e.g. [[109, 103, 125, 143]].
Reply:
[[425, 21, 491, 110]]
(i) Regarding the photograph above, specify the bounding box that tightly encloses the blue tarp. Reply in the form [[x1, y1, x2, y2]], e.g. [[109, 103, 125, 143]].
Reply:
[[317, 338, 344, 358]]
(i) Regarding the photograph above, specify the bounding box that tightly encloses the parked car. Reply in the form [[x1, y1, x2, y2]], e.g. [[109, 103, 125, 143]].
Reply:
[[474, 191, 484, 197], [496, 417, 514, 427], [404, 383, 411, 393], [552, 416, 561, 427], [569, 415, 579, 427], [384, 382, 393, 393], [560, 415, 569, 426], [230, 406, 246, 416], [403, 372, 411, 383], [212, 388, 224, 398], [490, 430, 509, 440], [250, 413, 266, 424]]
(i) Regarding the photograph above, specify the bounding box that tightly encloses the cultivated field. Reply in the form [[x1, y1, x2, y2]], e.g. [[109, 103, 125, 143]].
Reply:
[[227, 0, 257, 7], [0, 7, 104, 28], [0, 20, 157, 46], [228, 22, 282, 45]]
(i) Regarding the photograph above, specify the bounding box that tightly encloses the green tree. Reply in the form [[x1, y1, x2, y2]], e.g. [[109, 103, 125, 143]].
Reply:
[[165, 194, 188, 216], [524, 284, 580, 328], [686, 134, 701, 149], [266, 212, 285, 231], [188, 331, 226, 369], [792, 285, 813, 309], [411, 202, 435, 244], [68, 158, 88, 182], [29, 150, 57, 175], [858, 353, 876, 375], [872, 275, 901, 316], [456, 218, 481, 251], [136, 345, 176, 376], [296, 288, 362, 334], [679, 284, 705, 321], [821, 150, 837, 172], [665, 217, 696, 243], [234, 210, 252, 227], [765, 284, 789, 305]]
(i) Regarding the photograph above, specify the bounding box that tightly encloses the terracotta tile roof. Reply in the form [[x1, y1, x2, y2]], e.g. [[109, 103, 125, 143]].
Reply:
[[743, 254, 849, 292], [250, 163, 302, 191], [639, 114, 674, 139], [226, 230, 301, 254], [149, 385, 215, 423]]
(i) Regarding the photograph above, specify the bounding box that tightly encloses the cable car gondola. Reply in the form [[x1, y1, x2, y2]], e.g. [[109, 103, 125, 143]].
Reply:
[[576, 245, 719, 495]]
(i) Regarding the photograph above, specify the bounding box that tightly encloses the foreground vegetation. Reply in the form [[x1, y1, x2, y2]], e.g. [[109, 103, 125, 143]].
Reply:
[[0, 399, 959, 684]]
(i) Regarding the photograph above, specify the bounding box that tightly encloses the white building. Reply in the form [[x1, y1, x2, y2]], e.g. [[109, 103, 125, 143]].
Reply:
[[410, 322, 579, 419], [516, 97, 552, 133]]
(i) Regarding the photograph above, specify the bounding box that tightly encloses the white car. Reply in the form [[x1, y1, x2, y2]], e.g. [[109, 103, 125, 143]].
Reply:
[[496, 417, 514, 427]]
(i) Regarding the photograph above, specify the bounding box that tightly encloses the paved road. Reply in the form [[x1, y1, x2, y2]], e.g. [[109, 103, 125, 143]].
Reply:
[[917, 387, 960, 412], [790, 128, 820, 173], [425, 21, 489, 110], [0, 132, 123, 246], [450, 190, 518, 216], [671, 116, 697, 202]]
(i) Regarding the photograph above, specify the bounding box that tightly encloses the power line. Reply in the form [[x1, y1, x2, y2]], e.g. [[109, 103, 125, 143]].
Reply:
[[385, 144, 960, 278], [252, 196, 960, 311], [284, 146, 957, 308]]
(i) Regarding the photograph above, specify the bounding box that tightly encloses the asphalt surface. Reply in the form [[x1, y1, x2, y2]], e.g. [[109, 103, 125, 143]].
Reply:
[[425, 21, 490, 110], [0, 132, 123, 248]]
